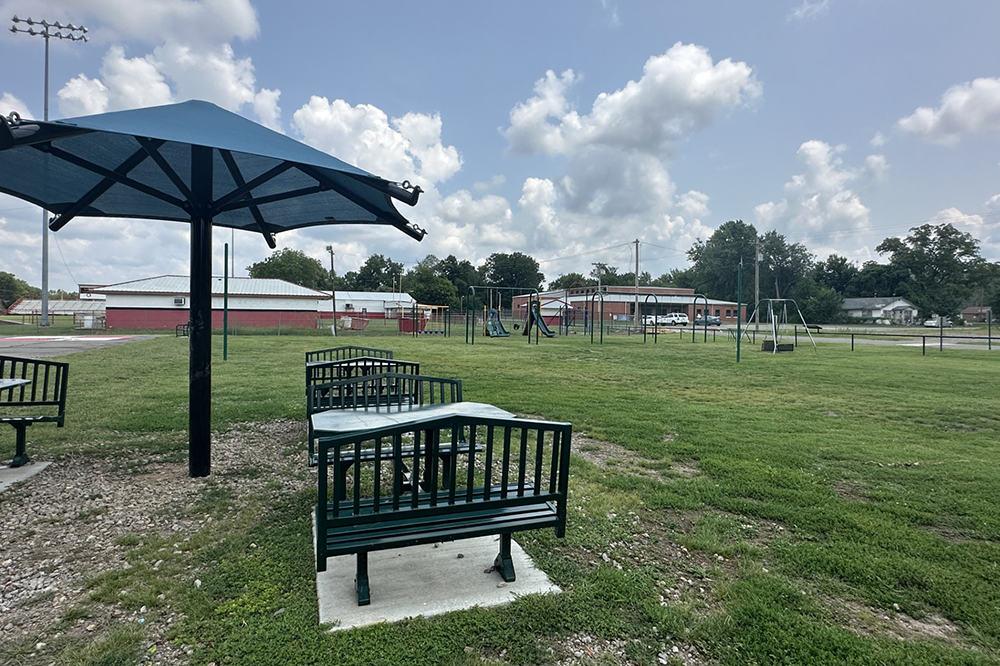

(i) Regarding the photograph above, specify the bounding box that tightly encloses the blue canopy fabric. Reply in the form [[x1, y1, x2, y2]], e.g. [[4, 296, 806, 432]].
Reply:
[[0, 100, 424, 477], [0, 99, 425, 244]]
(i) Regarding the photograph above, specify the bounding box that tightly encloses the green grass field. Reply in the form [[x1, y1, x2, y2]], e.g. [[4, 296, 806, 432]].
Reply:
[[3, 333, 999, 665]]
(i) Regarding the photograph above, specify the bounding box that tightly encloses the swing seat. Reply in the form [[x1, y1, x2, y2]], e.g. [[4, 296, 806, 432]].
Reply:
[[761, 341, 794, 352]]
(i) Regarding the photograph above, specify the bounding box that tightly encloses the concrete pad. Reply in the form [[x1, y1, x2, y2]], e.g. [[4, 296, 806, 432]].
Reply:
[[0, 461, 50, 494], [316, 532, 561, 631]]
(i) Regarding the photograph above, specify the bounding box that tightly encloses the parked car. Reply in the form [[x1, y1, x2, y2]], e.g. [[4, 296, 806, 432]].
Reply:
[[694, 315, 721, 326], [923, 316, 952, 328], [641, 315, 657, 326], [657, 312, 690, 326]]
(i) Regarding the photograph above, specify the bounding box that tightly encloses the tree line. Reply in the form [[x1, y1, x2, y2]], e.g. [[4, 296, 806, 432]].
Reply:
[[3, 221, 996, 322]]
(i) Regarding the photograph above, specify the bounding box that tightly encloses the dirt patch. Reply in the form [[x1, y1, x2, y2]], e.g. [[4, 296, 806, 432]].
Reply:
[[551, 632, 709, 666], [837, 600, 964, 645], [0, 419, 308, 666], [572, 433, 697, 482], [833, 478, 871, 502]]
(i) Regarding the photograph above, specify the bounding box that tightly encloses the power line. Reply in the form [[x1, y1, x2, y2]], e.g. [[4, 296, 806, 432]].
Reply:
[[536, 242, 631, 264]]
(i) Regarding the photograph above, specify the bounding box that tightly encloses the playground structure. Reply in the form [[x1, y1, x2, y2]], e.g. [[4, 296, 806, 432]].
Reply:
[[465, 286, 542, 345], [744, 298, 817, 353], [485, 307, 511, 337], [400, 303, 451, 337], [523, 300, 555, 338]]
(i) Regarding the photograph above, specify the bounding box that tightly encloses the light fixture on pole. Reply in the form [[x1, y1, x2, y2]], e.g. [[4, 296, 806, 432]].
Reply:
[[10, 15, 88, 327], [325, 245, 336, 336]]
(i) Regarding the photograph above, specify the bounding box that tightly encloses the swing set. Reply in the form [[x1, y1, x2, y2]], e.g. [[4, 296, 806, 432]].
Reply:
[[465, 286, 543, 345], [743, 298, 817, 353]]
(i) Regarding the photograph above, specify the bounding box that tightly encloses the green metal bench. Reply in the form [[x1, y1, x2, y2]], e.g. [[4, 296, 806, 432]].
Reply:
[[305, 345, 393, 364], [305, 356, 420, 396], [316, 413, 571, 605], [306, 372, 463, 466], [1, 355, 69, 467]]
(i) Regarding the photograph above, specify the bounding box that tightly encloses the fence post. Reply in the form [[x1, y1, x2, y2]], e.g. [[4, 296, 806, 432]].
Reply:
[[922, 336, 926, 356], [851, 333, 854, 351], [794, 326, 798, 347]]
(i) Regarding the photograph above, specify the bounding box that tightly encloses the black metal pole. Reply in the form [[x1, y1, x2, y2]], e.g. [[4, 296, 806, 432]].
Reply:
[[189, 144, 213, 478], [922, 336, 926, 356], [851, 333, 854, 351]]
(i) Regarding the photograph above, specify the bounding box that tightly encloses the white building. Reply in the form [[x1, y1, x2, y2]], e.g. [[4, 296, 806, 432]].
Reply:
[[322, 291, 416, 320], [841, 296, 918, 324]]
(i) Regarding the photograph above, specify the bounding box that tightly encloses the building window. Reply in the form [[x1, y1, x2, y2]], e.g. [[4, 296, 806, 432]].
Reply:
[[714, 309, 720, 317], [696, 308, 702, 316], [726, 309, 732, 317]]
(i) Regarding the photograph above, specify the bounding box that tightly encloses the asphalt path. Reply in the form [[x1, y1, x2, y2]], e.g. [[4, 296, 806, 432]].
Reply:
[[0, 334, 161, 358]]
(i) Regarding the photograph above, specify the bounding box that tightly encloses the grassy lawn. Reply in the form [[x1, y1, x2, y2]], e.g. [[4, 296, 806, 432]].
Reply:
[[3, 332, 999, 665]]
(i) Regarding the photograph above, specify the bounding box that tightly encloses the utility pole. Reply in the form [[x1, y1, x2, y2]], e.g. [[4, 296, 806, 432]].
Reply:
[[634, 239, 640, 328], [11, 15, 88, 327], [325, 245, 336, 336], [754, 235, 760, 331]]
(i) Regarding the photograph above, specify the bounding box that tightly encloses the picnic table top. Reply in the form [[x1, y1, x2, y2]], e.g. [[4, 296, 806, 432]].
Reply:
[[0, 378, 31, 390], [311, 401, 514, 436]]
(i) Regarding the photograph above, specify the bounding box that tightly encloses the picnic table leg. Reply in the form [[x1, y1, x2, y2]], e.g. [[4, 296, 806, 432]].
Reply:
[[9, 424, 30, 468], [494, 533, 516, 582], [356, 552, 371, 606], [337, 461, 352, 501]]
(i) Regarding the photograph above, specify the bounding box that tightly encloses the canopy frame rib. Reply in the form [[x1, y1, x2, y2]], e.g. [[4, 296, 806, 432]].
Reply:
[[212, 161, 293, 212], [41, 143, 187, 231], [296, 163, 424, 240], [218, 149, 276, 249], [47, 139, 168, 231], [136, 137, 194, 202], [215, 184, 329, 213]]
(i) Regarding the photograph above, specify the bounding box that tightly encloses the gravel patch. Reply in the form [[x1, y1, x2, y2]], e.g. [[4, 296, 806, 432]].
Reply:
[[0, 419, 308, 665]]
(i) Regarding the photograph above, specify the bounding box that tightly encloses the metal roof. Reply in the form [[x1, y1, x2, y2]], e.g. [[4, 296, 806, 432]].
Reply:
[[8, 298, 106, 314], [93, 275, 329, 299], [842, 296, 914, 310], [333, 291, 415, 303]]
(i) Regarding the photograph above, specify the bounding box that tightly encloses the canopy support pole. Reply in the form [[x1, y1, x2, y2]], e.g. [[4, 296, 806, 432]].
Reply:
[[189, 144, 213, 477]]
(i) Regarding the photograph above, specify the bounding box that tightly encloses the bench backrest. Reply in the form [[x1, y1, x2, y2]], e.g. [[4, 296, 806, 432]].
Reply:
[[305, 346, 394, 364], [308, 372, 461, 416], [305, 357, 420, 395], [0, 355, 70, 422], [316, 414, 571, 541]]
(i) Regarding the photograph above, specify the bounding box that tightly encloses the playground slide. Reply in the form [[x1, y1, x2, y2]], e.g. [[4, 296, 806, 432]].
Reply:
[[522, 305, 555, 338], [486, 309, 511, 337]]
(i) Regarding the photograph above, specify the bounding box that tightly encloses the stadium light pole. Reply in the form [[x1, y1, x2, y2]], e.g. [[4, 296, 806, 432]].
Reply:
[[10, 15, 88, 326]]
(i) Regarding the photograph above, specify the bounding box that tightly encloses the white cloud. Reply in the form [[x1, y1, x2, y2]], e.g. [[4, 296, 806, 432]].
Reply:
[[59, 45, 173, 116], [788, 0, 829, 22], [0, 93, 33, 120], [291, 96, 461, 186], [252, 88, 282, 132], [984, 193, 1000, 213], [754, 140, 885, 247], [870, 131, 885, 147], [898, 77, 1000, 145], [10, 0, 260, 46], [154, 42, 256, 111], [473, 175, 506, 194], [504, 43, 761, 158]]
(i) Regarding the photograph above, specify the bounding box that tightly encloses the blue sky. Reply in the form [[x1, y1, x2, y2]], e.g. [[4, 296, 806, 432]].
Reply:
[[2, 0, 1000, 290]]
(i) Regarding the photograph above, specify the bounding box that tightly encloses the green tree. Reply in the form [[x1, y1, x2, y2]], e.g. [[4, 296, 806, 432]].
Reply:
[[687, 219, 758, 303], [246, 248, 330, 290], [875, 223, 983, 318], [652, 267, 696, 288], [403, 255, 458, 307], [548, 272, 596, 290], [438, 255, 482, 307], [0, 272, 40, 309], [759, 230, 814, 300], [346, 254, 404, 292], [482, 252, 544, 291], [814, 254, 859, 294], [790, 276, 843, 324]]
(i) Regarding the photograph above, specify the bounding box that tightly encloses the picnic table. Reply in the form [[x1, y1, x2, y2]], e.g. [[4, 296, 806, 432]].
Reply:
[[0, 378, 31, 390], [1, 355, 69, 467]]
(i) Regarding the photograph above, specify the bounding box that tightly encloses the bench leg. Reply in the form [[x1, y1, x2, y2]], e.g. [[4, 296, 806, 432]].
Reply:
[[9, 423, 30, 468], [356, 552, 371, 606], [493, 533, 516, 582]]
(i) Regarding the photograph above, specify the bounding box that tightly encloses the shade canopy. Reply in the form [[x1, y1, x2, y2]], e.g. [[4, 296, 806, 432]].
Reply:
[[0, 100, 424, 478], [0, 99, 424, 246]]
